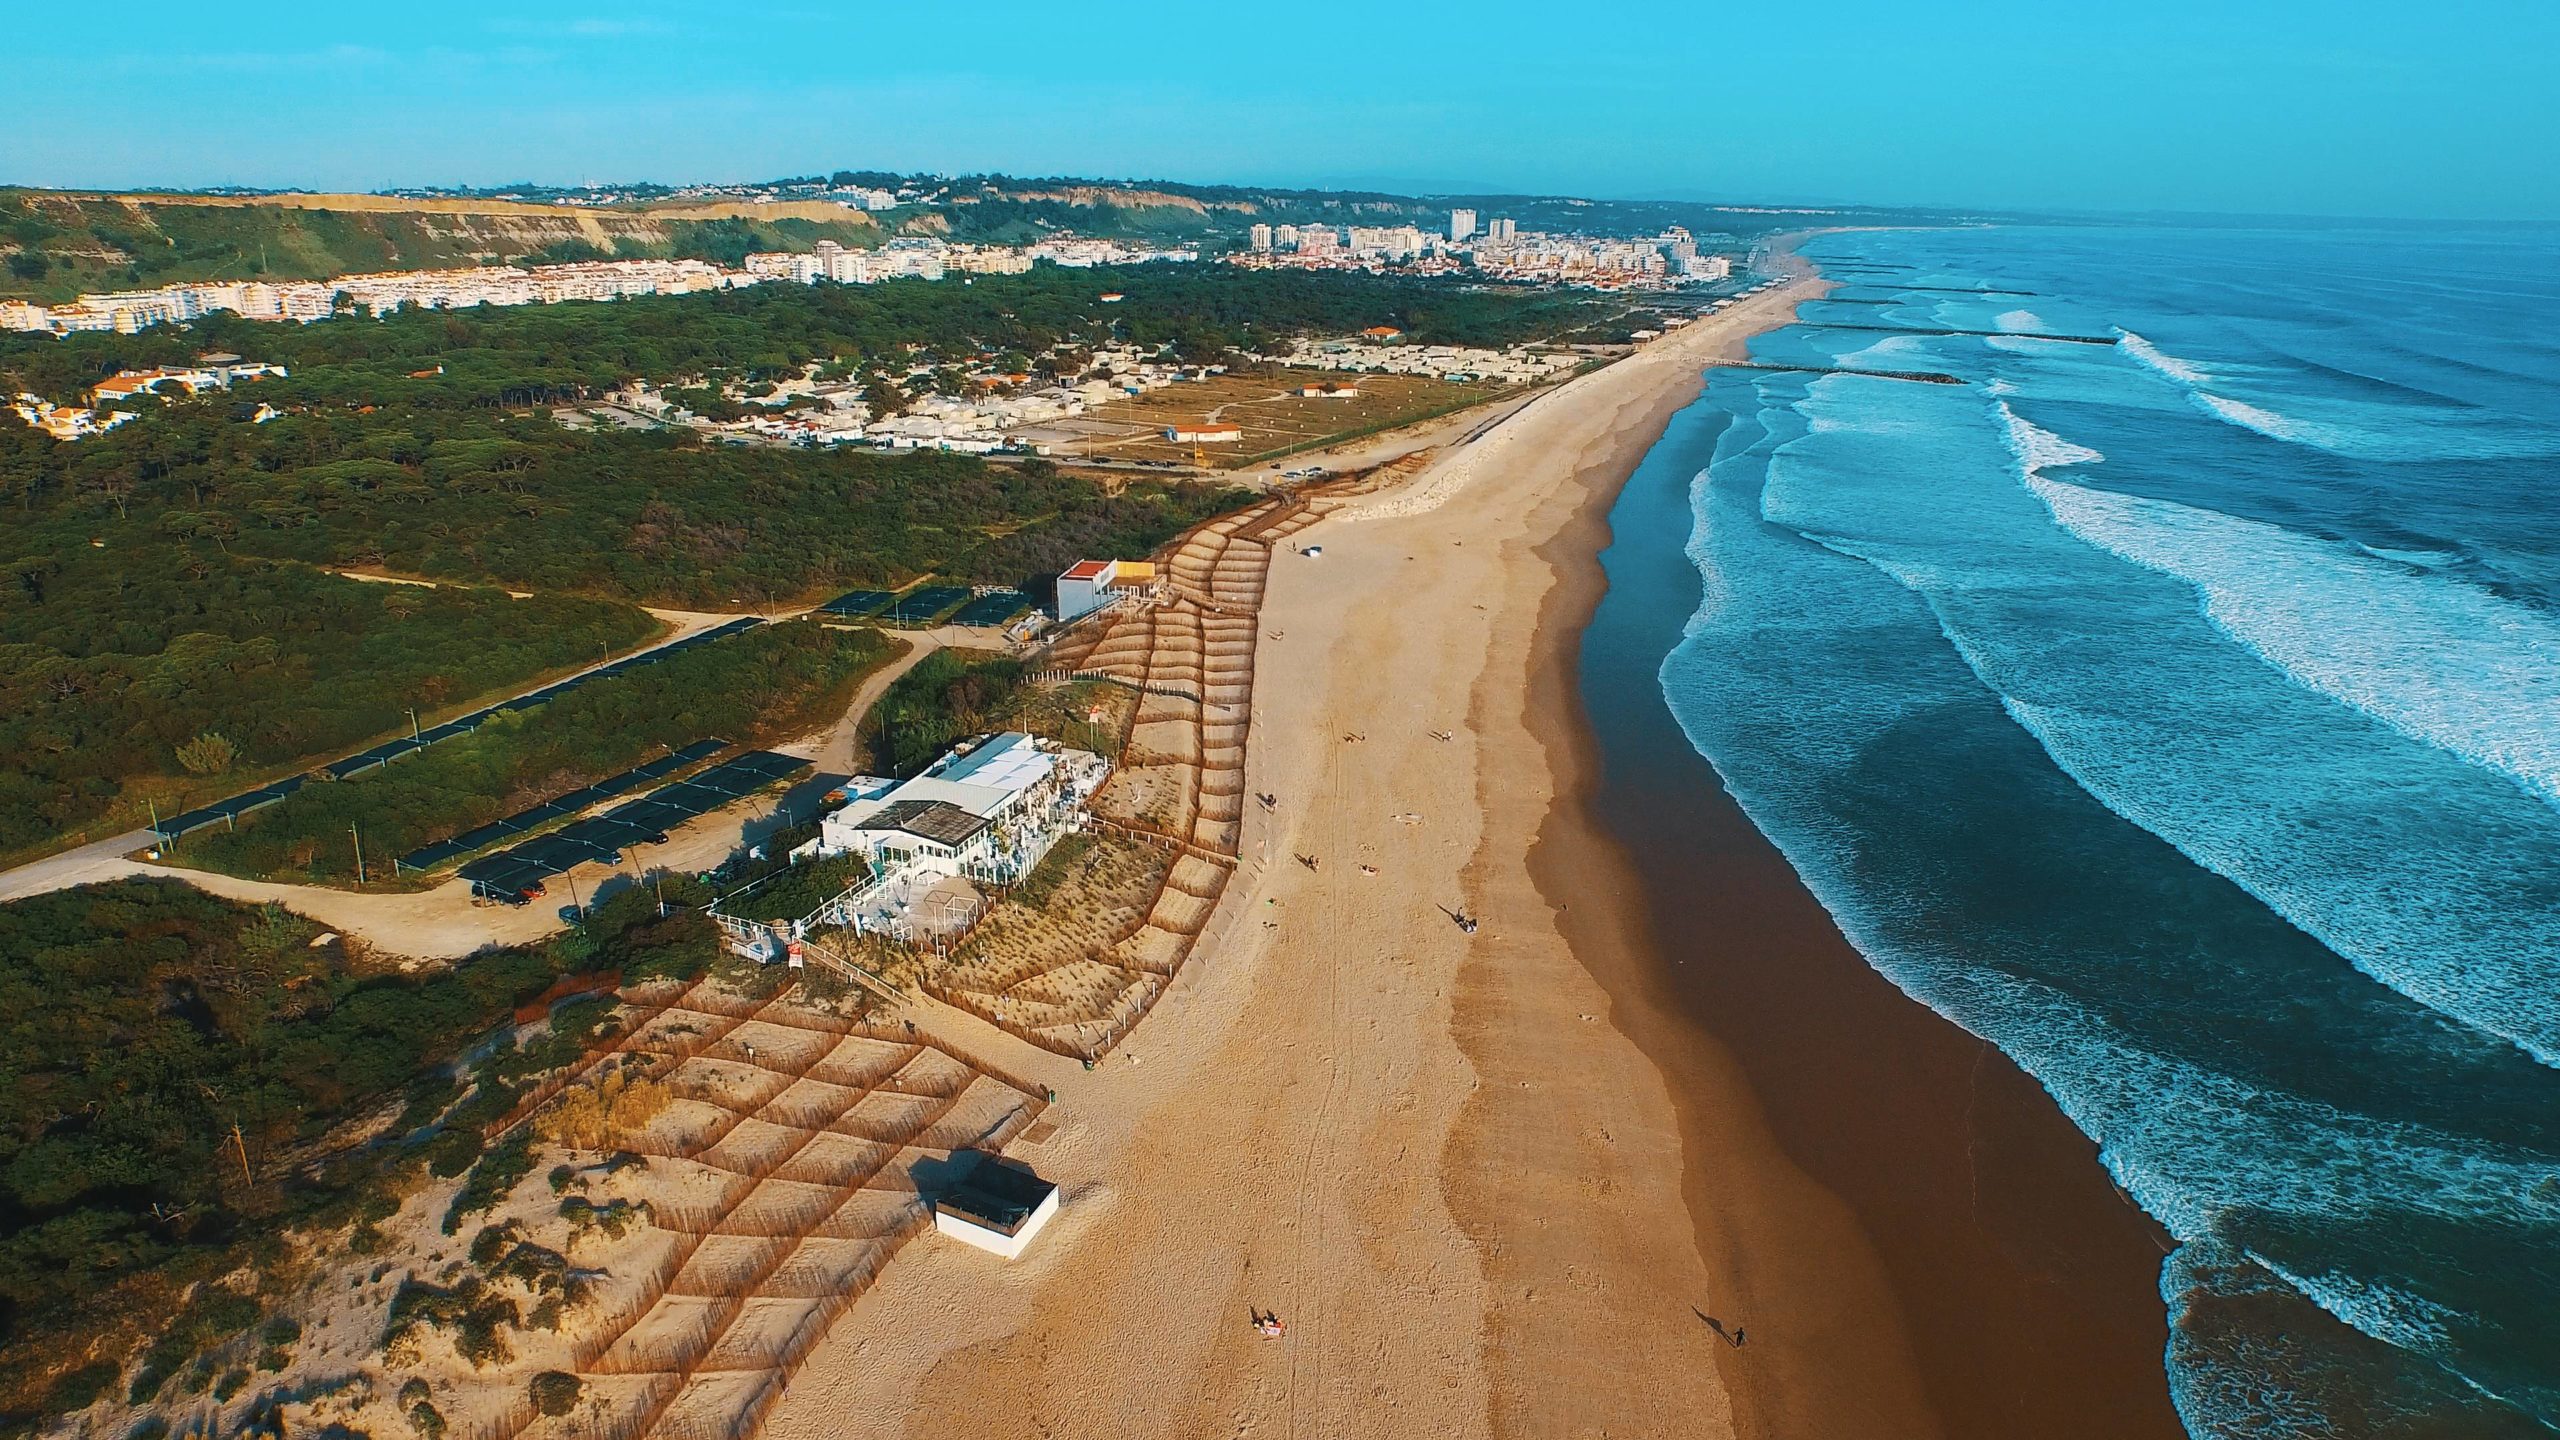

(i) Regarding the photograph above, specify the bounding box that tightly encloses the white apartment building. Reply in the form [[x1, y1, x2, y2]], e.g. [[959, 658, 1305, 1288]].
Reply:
[[1346, 225, 1428, 260], [1450, 208, 1477, 242]]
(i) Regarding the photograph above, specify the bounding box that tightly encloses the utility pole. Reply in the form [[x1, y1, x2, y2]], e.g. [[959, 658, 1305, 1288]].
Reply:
[[231, 1122, 252, 1190], [350, 826, 366, 886], [409, 708, 422, 742], [146, 798, 162, 846]]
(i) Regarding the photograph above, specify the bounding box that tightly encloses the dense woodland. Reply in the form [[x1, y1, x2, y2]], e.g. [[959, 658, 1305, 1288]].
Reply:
[[177, 621, 894, 886], [0, 553, 654, 858], [1, 272, 1315, 854], [0, 880, 720, 1423], [0, 401, 1237, 605]]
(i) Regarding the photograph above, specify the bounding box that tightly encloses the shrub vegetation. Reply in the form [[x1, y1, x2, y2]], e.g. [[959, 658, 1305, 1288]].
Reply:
[[0, 879, 714, 1425]]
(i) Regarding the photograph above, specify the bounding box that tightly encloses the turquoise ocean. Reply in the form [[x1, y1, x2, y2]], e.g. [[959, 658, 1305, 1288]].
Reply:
[[1657, 225, 2560, 1436]]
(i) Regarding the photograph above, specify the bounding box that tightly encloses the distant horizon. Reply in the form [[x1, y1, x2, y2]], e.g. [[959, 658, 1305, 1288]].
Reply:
[[11, 173, 2555, 237], [6, 2, 2556, 224]]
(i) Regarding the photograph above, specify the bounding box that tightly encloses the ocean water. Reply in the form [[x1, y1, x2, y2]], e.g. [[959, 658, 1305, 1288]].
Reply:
[[1661, 227, 2560, 1437]]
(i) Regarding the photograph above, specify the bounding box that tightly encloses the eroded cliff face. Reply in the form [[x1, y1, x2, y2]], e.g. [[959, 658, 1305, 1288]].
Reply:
[[0, 191, 880, 301]]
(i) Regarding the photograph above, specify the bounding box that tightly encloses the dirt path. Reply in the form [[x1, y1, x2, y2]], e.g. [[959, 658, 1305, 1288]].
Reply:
[[776, 628, 947, 775]]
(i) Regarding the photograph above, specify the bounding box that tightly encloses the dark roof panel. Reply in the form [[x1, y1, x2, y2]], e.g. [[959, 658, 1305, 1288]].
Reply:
[[856, 799, 991, 847]]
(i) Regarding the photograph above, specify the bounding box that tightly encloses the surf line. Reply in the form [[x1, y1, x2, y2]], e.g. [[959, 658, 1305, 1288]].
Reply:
[[1804, 322, 2113, 345], [1708, 360, 1964, 386]]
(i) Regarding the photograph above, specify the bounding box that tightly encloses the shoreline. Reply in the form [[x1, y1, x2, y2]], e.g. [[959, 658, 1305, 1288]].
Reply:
[[753, 258, 2179, 1438], [1509, 308, 2192, 1431], [757, 283, 1823, 1438]]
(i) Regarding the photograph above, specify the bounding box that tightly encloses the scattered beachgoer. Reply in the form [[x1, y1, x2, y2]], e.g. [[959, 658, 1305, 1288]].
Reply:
[[1359, 865, 1378, 875], [1298, 854, 1320, 872], [1732, 1328, 1746, 1348]]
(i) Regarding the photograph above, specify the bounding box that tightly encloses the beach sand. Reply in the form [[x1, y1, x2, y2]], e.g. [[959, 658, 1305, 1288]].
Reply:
[[761, 269, 2178, 1437]]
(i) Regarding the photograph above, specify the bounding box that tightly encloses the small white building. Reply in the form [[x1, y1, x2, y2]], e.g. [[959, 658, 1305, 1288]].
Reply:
[[934, 1157, 1060, 1258], [1055, 558, 1157, 621]]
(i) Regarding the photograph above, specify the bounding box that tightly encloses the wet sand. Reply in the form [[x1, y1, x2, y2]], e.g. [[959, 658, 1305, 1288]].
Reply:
[[1515, 361, 2191, 1437]]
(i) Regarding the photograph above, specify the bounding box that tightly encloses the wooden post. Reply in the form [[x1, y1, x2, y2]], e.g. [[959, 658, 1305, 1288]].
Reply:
[[350, 826, 366, 886], [231, 1123, 252, 1190]]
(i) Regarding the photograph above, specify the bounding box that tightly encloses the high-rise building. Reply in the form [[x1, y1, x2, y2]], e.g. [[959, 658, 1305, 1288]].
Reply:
[[1275, 224, 1301, 250], [1450, 208, 1477, 243], [1249, 223, 1274, 251], [1488, 217, 1517, 244]]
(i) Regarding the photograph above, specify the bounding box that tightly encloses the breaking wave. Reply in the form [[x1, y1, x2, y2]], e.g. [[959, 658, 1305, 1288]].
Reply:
[[2015, 450, 2560, 810]]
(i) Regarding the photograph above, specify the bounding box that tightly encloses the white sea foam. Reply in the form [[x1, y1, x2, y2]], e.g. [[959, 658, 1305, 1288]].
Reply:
[[2195, 389, 2335, 447], [2118, 328, 2215, 386], [2117, 330, 2560, 461], [2248, 1256, 2468, 1354], [1986, 398, 2560, 1064], [1995, 307, 2050, 333], [1996, 399, 2105, 474], [2014, 452, 2560, 810], [2357, 543, 2462, 569], [1665, 397, 2560, 1429]]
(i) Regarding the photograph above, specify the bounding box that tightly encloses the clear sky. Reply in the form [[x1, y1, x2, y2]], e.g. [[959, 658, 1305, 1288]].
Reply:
[[8, 1, 2557, 221]]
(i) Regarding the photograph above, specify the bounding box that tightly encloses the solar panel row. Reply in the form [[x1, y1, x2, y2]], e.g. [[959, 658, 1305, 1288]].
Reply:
[[457, 750, 811, 901], [949, 590, 1032, 627], [153, 621, 766, 841], [818, 589, 897, 618], [393, 737, 731, 873], [880, 585, 973, 626]]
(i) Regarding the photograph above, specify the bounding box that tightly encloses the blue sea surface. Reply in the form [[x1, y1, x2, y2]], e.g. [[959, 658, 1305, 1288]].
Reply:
[[1664, 227, 2560, 1437]]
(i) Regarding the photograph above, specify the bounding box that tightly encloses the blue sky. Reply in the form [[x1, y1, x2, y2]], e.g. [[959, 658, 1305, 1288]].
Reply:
[[8, 2, 2557, 220]]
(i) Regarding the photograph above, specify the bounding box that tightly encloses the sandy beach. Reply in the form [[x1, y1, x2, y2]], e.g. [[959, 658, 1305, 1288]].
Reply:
[[761, 278, 1840, 1438]]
